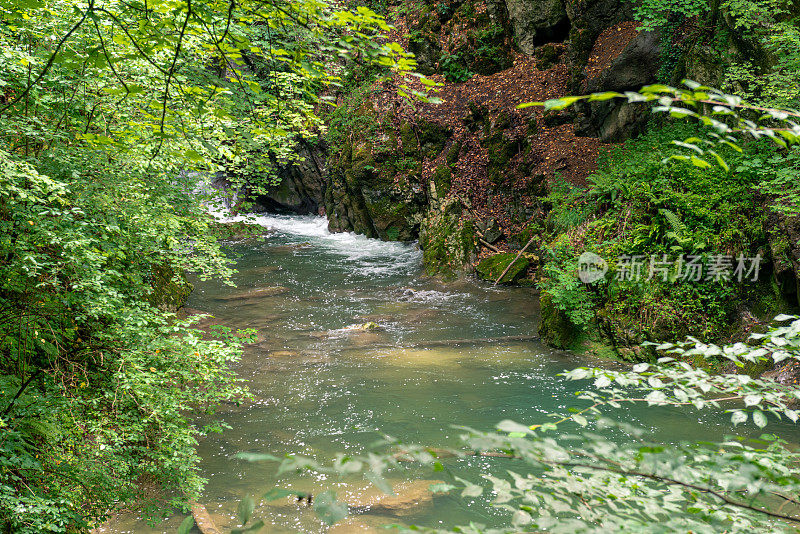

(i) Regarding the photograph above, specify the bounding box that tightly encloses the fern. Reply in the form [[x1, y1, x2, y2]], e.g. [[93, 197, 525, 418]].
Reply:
[[659, 208, 686, 235]]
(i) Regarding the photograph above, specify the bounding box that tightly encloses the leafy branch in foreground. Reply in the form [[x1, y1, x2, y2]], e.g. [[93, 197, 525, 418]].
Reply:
[[518, 80, 800, 172], [236, 316, 800, 533]]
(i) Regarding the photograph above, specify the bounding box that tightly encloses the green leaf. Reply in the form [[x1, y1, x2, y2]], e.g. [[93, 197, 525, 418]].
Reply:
[[588, 91, 623, 102], [707, 150, 729, 172], [543, 96, 583, 110], [429, 482, 456, 493], [641, 84, 676, 94], [690, 155, 712, 168], [496, 420, 533, 434], [177, 516, 194, 534], [516, 101, 543, 109], [744, 395, 762, 407], [731, 410, 748, 425], [572, 414, 588, 427], [313, 490, 348, 525], [237, 496, 255, 525], [753, 410, 768, 429], [365, 471, 394, 495]]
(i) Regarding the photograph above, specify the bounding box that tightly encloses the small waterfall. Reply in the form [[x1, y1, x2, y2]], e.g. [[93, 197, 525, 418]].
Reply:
[[194, 172, 246, 215], [221, 212, 424, 278]]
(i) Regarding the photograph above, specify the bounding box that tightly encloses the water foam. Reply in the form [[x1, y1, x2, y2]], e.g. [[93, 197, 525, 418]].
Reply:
[[216, 212, 422, 277]]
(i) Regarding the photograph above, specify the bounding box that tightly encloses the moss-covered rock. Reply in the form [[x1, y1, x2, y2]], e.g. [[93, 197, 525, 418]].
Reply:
[[475, 253, 530, 283], [456, 12, 513, 76], [432, 165, 452, 199], [148, 264, 193, 313], [483, 131, 526, 184], [534, 42, 563, 70], [539, 291, 579, 349], [419, 199, 477, 278], [446, 140, 463, 165], [408, 14, 442, 76]]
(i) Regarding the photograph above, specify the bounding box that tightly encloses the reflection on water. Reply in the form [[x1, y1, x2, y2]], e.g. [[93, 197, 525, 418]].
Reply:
[[101, 215, 750, 533]]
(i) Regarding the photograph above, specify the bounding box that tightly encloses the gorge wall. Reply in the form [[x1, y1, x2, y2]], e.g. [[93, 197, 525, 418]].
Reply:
[[243, 0, 800, 359]]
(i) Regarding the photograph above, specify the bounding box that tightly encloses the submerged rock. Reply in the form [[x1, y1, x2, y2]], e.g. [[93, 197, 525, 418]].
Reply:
[[349, 479, 444, 516], [269, 350, 300, 358], [217, 286, 290, 301]]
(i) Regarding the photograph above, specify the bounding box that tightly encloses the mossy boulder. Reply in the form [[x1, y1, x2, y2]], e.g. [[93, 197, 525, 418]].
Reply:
[[419, 200, 477, 278], [446, 140, 463, 165], [408, 14, 442, 76], [148, 264, 193, 312], [483, 130, 526, 184], [400, 120, 451, 159], [457, 13, 513, 76], [539, 291, 579, 349], [475, 253, 529, 283]]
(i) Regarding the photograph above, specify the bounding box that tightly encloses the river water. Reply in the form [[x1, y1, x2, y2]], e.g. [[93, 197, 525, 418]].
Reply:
[[102, 214, 753, 533]]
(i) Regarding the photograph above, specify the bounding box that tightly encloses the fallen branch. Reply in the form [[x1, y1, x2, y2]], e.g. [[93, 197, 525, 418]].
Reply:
[[478, 237, 500, 252], [494, 234, 536, 286]]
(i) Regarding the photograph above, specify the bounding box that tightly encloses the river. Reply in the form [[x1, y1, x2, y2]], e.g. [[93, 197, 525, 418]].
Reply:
[[101, 214, 751, 533]]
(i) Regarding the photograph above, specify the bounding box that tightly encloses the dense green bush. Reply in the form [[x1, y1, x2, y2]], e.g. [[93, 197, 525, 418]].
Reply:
[[0, 0, 425, 529], [539, 124, 781, 348]]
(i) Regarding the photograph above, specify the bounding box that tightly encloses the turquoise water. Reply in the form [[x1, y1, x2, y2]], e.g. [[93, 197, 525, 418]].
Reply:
[[101, 214, 760, 533]]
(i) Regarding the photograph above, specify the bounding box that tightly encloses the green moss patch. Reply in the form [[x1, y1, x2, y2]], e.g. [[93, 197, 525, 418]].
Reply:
[[475, 253, 529, 283]]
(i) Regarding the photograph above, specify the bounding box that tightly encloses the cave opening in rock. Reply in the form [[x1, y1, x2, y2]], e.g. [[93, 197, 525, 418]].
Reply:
[[252, 193, 320, 216], [533, 16, 571, 47]]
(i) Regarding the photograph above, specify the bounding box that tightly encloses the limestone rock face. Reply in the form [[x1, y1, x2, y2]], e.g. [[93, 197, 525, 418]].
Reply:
[[563, 0, 635, 93], [505, 0, 569, 54], [253, 140, 326, 215], [767, 211, 800, 306], [419, 198, 478, 278], [576, 30, 662, 141], [584, 30, 661, 93]]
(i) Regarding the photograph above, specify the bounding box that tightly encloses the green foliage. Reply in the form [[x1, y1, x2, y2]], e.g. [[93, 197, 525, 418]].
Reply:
[[0, 149, 258, 532], [633, 0, 800, 106], [633, 0, 707, 32], [538, 123, 774, 344], [542, 267, 596, 329], [439, 52, 474, 83], [0, 0, 430, 529], [520, 80, 800, 176]]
